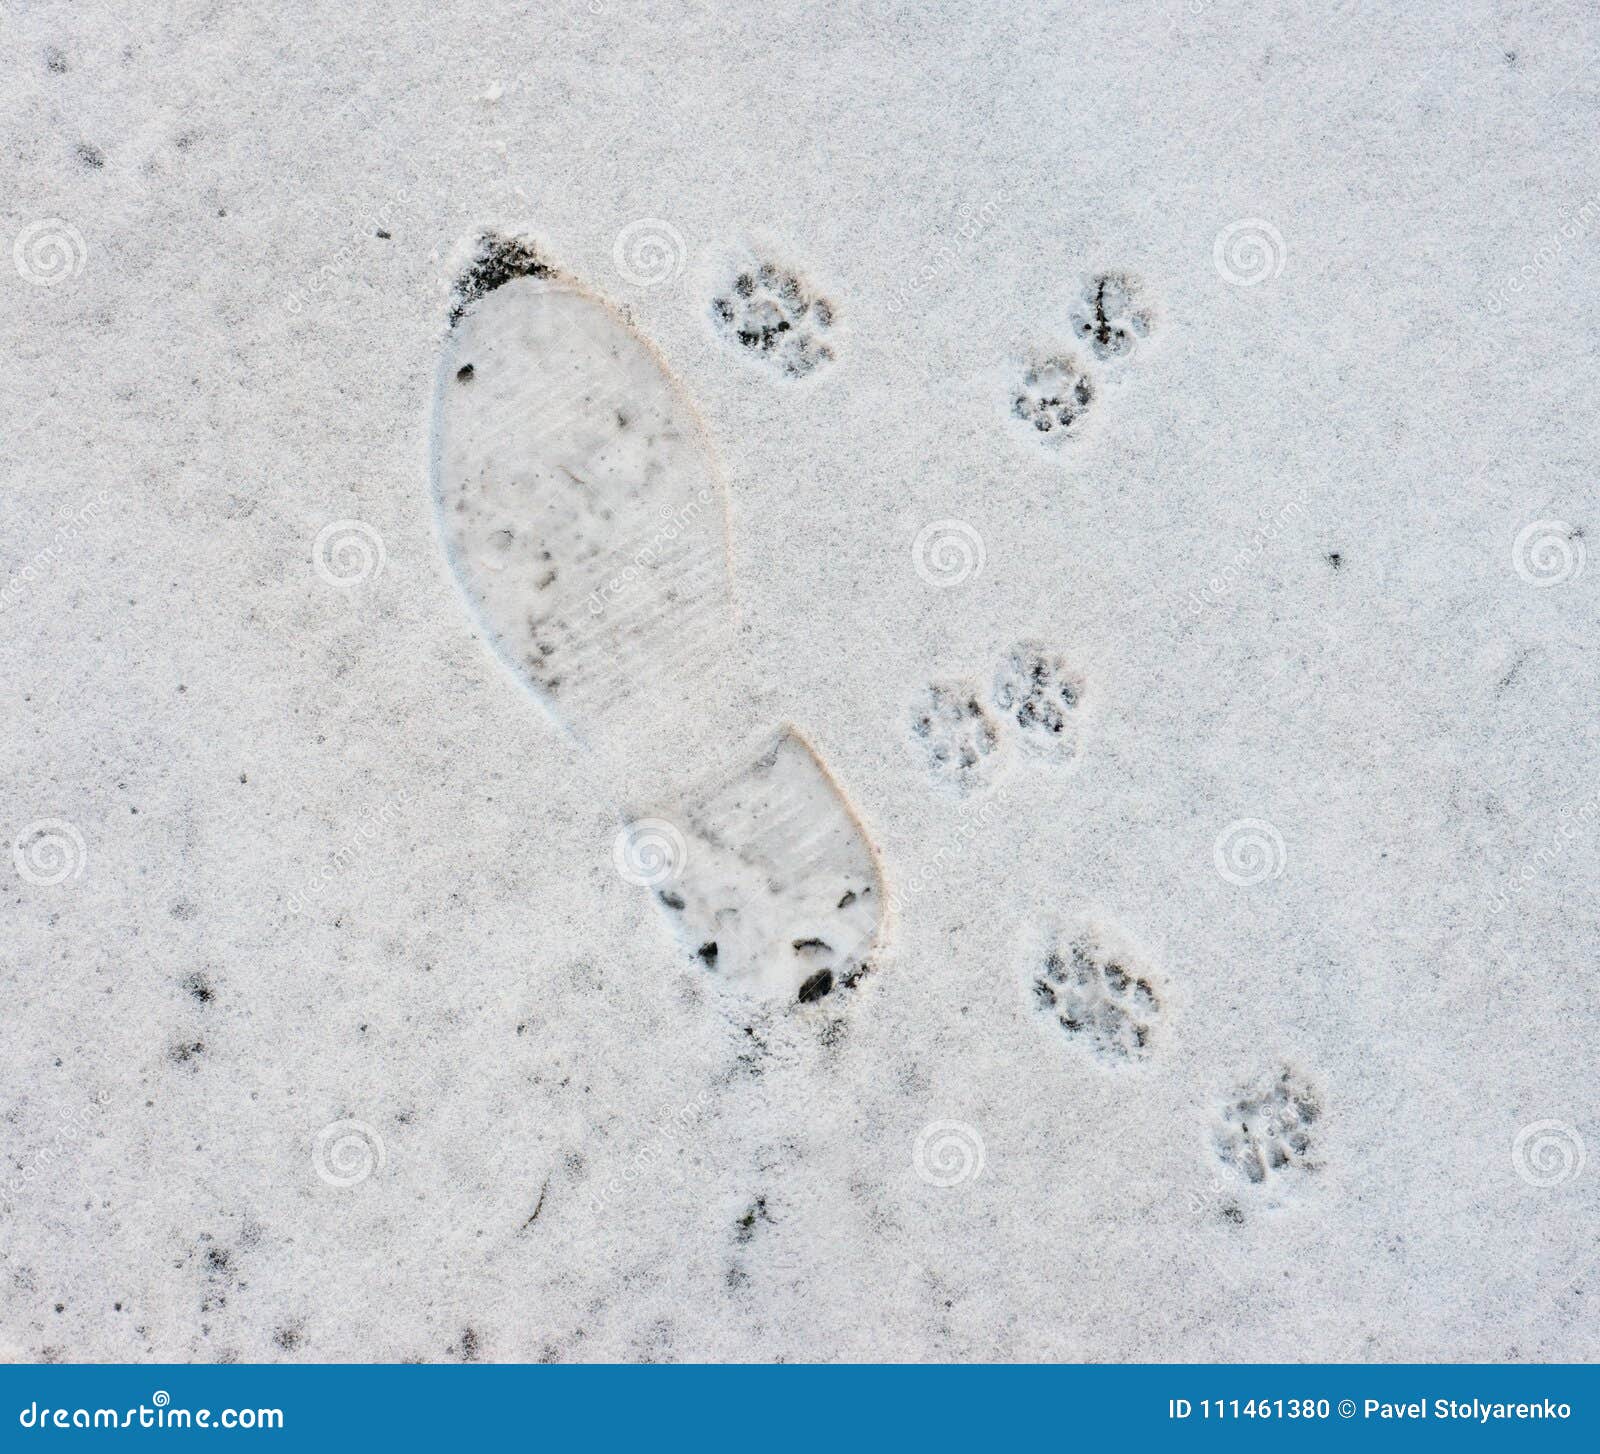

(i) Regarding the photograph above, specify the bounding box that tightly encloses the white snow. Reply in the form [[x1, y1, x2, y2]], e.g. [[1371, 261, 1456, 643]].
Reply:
[[1, 0, 1596, 1363]]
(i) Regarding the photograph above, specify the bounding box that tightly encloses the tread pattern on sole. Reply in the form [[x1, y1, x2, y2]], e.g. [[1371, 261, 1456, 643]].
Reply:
[[432, 237, 883, 1003]]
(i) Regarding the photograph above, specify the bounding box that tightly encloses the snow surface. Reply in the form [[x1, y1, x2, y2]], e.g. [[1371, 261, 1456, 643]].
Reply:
[[1, 0, 1597, 1362]]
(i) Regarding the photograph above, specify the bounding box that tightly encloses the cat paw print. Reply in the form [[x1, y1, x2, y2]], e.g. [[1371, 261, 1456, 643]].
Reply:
[[711, 260, 836, 379], [1028, 915, 1163, 1064], [1070, 271, 1154, 361], [1213, 1065, 1322, 1192], [910, 644, 1087, 791], [994, 643, 1085, 763], [1010, 354, 1094, 440], [910, 682, 1001, 792], [1008, 272, 1155, 444]]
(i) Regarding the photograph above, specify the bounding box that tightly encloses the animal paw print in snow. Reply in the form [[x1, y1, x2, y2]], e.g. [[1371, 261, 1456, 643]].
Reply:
[[911, 645, 1086, 792], [1214, 1065, 1322, 1188], [1070, 271, 1153, 361], [910, 682, 1001, 792], [1011, 355, 1094, 437], [994, 643, 1085, 761], [1009, 272, 1154, 445], [1030, 917, 1163, 1064], [711, 261, 836, 378]]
